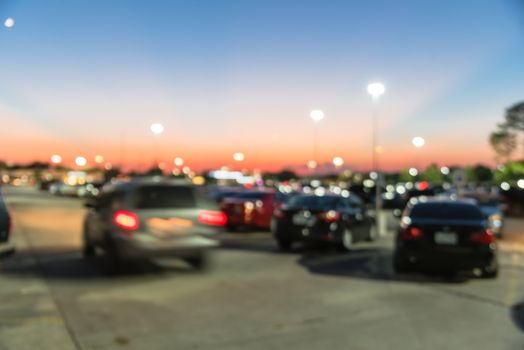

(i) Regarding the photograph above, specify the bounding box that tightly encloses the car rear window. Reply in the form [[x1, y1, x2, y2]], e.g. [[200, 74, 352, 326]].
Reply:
[[410, 203, 484, 220], [131, 185, 197, 209], [231, 192, 267, 200], [287, 195, 341, 210]]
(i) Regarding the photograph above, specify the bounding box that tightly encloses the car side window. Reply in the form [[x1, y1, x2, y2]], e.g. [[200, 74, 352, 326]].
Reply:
[[97, 191, 125, 210]]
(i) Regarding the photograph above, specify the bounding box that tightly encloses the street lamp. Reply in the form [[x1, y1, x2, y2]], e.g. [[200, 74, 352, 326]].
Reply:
[[332, 156, 344, 168], [50, 154, 62, 165], [150, 123, 164, 167], [75, 156, 87, 167], [412, 136, 425, 173], [4, 18, 14, 28], [94, 155, 104, 164], [174, 157, 184, 167], [367, 82, 385, 236], [310, 110, 324, 173], [233, 152, 245, 162]]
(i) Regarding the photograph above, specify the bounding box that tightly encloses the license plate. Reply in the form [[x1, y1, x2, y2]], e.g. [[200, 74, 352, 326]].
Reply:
[[292, 213, 316, 227], [147, 217, 193, 238], [434, 232, 458, 245]]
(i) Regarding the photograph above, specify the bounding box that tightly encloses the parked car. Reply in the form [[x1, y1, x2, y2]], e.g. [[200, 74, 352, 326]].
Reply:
[[271, 193, 376, 251], [220, 189, 290, 230], [0, 191, 14, 257], [82, 178, 227, 269], [461, 194, 504, 237], [393, 198, 498, 278]]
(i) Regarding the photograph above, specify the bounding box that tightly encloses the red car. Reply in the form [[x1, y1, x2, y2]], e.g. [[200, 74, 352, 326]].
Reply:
[[220, 190, 290, 230]]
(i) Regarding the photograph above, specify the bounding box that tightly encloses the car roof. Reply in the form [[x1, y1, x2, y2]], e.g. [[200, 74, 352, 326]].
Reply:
[[103, 177, 193, 192], [410, 196, 478, 206]]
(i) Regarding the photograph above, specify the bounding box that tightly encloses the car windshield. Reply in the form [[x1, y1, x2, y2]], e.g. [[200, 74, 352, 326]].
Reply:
[[131, 185, 197, 209], [287, 195, 341, 210], [410, 202, 484, 220]]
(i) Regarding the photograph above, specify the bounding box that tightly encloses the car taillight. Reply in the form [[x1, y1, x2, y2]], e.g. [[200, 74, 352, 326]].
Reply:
[[400, 226, 423, 240], [317, 210, 341, 223], [273, 208, 285, 219], [470, 229, 495, 245], [113, 210, 139, 231], [199, 210, 228, 226]]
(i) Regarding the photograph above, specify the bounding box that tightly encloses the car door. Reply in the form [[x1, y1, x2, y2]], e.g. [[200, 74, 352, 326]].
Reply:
[[88, 191, 125, 244]]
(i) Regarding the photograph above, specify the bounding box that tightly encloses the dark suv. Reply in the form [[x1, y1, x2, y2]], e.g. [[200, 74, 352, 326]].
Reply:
[[82, 178, 227, 268]]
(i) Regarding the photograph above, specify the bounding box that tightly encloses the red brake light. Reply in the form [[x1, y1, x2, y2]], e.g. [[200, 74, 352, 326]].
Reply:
[[114, 210, 139, 231], [470, 230, 495, 245], [400, 227, 423, 240], [199, 210, 228, 226], [317, 210, 341, 223]]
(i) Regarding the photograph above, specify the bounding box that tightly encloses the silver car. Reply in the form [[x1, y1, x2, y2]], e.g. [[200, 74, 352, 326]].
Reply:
[[82, 178, 227, 269]]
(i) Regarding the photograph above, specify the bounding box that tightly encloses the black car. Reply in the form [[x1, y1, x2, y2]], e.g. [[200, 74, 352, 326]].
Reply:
[[393, 198, 498, 278], [271, 193, 376, 251], [83, 178, 227, 269]]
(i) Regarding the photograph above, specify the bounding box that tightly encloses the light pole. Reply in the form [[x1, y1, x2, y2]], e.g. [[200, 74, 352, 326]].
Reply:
[[150, 123, 164, 168], [310, 110, 324, 173], [75, 156, 87, 168], [367, 82, 385, 235], [3, 18, 14, 28], [332, 156, 344, 169], [233, 152, 245, 172], [412, 136, 425, 176]]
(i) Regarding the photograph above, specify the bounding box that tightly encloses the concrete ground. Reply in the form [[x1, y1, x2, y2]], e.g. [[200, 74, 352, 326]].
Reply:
[[1, 186, 524, 349]]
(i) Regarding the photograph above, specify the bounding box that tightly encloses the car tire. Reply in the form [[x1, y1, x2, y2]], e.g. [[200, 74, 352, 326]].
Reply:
[[393, 257, 412, 274], [481, 264, 499, 279], [82, 229, 96, 259], [367, 224, 378, 242], [185, 253, 208, 270], [341, 228, 354, 251], [276, 238, 293, 252]]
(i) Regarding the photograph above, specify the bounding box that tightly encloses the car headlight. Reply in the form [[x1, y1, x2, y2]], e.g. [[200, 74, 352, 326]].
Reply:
[[489, 214, 503, 228]]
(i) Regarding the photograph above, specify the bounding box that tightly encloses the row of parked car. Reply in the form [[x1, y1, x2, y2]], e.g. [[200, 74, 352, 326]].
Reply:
[[78, 177, 501, 278]]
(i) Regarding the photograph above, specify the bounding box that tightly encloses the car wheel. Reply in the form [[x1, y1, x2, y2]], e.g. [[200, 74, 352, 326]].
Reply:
[[82, 229, 96, 259], [481, 263, 499, 279], [185, 253, 208, 270], [341, 228, 354, 251], [393, 256, 412, 274], [276, 238, 293, 252], [367, 224, 378, 241]]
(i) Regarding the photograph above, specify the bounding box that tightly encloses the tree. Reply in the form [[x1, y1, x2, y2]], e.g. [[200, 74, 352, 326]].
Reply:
[[398, 169, 414, 183], [421, 164, 443, 183], [501, 102, 524, 159], [489, 127, 517, 163]]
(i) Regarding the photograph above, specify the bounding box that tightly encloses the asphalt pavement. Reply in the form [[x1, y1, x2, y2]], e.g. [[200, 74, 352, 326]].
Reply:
[[1, 186, 524, 349]]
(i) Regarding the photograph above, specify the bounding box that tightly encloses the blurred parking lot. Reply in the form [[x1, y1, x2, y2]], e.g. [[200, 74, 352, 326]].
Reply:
[[1, 185, 524, 349]]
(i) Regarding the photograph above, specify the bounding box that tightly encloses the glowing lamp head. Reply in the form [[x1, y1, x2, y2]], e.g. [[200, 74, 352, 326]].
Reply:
[[94, 155, 104, 164], [4, 18, 14, 28], [412, 136, 425, 148], [75, 156, 87, 167], [150, 123, 164, 135], [307, 160, 318, 169], [50, 154, 62, 164], [409, 168, 418, 177], [174, 157, 184, 167], [310, 110, 325, 123], [332, 157, 344, 167], [367, 82, 385, 99], [233, 152, 245, 162]]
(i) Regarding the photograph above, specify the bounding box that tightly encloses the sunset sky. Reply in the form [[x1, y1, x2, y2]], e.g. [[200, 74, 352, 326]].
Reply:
[[1, 0, 524, 172]]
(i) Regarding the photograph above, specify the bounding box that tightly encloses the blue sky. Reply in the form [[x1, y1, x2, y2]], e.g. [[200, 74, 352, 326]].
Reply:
[[0, 0, 523, 170]]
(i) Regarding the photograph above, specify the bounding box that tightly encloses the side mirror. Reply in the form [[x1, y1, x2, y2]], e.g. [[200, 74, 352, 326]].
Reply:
[[392, 209, 402, 218], [84, 199, 99, 209]]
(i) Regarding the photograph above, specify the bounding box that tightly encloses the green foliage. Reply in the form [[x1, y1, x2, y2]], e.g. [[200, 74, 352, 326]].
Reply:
[[421, 164, 443, 183], [398, 169, 414, 182], [493, 161, 524, 183]]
